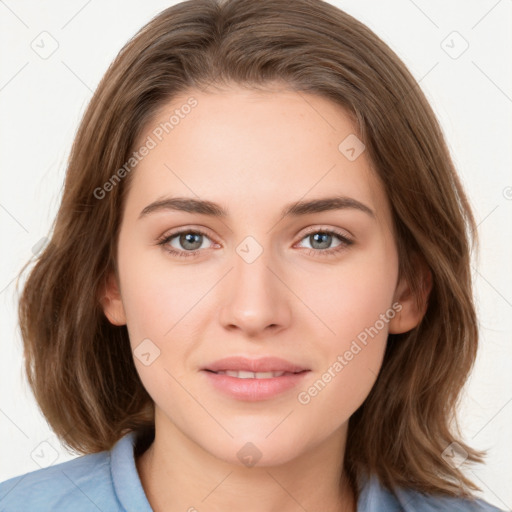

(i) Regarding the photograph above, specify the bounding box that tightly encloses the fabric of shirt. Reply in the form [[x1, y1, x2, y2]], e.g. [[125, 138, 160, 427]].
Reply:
[[0, 431, 505, 511]]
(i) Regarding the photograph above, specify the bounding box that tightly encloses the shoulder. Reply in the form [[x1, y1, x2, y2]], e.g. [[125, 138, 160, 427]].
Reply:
[[0, 447, 120, 512], [358, 474, 506, 512]]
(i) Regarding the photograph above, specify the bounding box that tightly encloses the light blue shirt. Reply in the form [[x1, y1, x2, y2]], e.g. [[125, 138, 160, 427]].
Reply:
[[0, 431, 505, 511]]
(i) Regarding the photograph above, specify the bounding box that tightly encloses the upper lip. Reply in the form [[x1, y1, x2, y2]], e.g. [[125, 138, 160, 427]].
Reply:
[[202, 356, 309, 373]]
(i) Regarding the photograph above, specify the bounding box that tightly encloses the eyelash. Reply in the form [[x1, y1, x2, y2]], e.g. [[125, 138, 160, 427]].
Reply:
[[156, 227, 354, 259]]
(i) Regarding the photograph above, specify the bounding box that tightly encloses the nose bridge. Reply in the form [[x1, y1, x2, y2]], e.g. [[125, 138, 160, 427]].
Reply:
[[218, 235, 289, 335]]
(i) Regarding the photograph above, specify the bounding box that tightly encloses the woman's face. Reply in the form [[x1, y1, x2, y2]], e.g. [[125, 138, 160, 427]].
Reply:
[[103, 84, 416, 466]]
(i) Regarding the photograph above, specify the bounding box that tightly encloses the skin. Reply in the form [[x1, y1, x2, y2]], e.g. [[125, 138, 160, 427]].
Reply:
[[101, 83, 427, 512]]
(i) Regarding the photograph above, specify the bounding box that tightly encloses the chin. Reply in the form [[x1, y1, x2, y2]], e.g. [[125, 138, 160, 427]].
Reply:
[[200, 428, 314, 468]]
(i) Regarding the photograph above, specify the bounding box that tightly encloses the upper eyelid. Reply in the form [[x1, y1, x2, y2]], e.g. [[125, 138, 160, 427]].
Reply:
[[299, 225, 353, 239], [162, 226, 219, 244]]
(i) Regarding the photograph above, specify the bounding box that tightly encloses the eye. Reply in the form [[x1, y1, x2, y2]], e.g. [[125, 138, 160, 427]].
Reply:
[[295, 228, 354, 257], [157, 229, 216, 258], [157, 226, 354, 259]]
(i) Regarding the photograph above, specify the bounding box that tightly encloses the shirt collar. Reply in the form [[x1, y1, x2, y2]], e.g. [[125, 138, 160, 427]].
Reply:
[[110, 430, 404, 512], [111, 430, 153, 511]]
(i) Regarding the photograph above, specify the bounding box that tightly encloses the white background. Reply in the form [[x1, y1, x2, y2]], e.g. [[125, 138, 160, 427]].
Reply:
[[0, 0, 511, 509]]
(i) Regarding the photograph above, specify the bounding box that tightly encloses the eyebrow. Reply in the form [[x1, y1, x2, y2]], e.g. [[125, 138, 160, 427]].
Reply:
[[138, 195, 375, 220]]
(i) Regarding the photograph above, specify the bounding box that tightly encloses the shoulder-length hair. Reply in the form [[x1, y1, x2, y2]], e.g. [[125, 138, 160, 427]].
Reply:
[[17, 0, 483, 500]]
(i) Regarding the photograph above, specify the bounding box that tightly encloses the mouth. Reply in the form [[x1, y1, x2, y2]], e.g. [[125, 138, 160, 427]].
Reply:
[[201, 356, 310, 401]]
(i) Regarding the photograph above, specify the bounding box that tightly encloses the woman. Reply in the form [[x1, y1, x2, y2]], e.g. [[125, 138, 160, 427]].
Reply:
[[0, 0, 504, 510]]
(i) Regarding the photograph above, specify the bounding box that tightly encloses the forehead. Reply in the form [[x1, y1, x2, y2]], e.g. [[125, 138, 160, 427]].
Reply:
[[125, 85, 390, 226]]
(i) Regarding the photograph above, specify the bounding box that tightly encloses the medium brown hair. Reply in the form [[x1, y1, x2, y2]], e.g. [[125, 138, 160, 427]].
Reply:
[[17, 0, 484, 501]]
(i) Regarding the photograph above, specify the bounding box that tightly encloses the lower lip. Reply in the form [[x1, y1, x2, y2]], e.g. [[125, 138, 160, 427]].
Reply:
[[202, 370, 310, 401]]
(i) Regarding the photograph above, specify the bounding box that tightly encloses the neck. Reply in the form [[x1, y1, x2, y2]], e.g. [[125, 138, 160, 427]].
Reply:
[[135, 417, 357, 512]]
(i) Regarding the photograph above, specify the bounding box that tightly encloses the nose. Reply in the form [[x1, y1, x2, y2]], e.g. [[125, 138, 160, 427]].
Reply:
[[218, 245, 292, 338]]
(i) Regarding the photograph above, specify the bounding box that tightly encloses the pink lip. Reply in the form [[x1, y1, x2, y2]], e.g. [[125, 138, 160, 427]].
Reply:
[[202, 356, 308, 373], [201, 356, 310, 401], [202, 371, 309, 401]]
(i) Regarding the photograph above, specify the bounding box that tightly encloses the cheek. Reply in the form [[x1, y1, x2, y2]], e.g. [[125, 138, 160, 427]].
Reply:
[[296, 304, 390, 437], [117, 240, 202, 343], [293, 247, 396, 416], [295, 244, 398, 343], [294, 341, 386, 447]]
